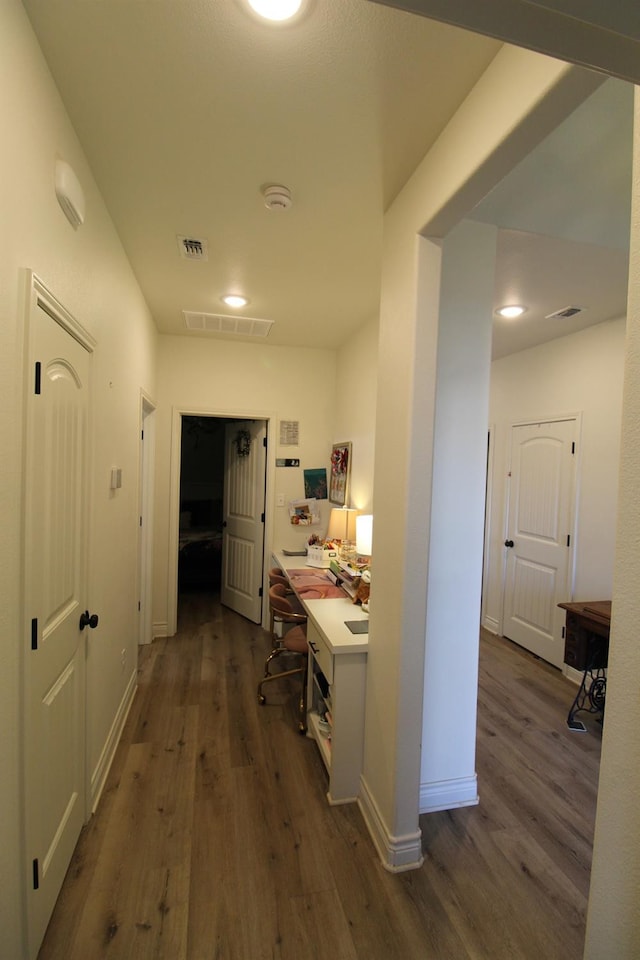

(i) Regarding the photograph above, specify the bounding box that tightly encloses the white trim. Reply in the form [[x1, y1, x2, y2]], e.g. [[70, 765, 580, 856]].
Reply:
[[480, 424, 494, 630], [563, 662, 586, 685], [358, 776, 424, 873], [167, 405, 278, 636], [90, 669, 137, 813], [419, 774, 479, 814], [21, 272, 96, 953], [327, 791, 359, 806], [30, 272, 96, 353], [138, 394, 156, 645], [153, 621, 169, 639], [481, 615, 499, 634]]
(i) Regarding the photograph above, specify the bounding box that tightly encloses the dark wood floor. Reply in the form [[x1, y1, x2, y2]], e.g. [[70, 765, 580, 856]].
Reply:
[[38, 593, 601, 960]]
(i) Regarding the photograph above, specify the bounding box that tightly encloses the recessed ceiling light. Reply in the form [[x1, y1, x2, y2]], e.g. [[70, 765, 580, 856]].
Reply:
[[247, 0, 303, 21], [496, 304, 527, 319], [222, 294, 249, 309]]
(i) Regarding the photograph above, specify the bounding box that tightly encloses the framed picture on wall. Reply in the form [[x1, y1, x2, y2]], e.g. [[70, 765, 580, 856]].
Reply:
[[329, 442, 352, 505]]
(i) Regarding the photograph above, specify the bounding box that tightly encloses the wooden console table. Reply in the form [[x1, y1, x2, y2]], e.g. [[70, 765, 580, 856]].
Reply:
[[558, 600, 611, 732]]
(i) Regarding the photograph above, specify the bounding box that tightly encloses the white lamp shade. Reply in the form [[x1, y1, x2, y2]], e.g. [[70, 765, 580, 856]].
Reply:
[[356, 514, 373, 556], [327, 507, 357, 542]]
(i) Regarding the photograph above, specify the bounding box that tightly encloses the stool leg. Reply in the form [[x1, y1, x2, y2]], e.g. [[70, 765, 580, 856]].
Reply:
[[297, 660, 308, 734], [257, 662, 304, 705]]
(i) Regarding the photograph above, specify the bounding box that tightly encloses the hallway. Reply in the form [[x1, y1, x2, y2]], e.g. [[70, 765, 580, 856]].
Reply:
[[38, 594, 601, 959]]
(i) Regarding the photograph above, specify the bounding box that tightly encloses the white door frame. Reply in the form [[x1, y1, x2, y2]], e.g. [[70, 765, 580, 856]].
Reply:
[[480, 424, 496, 634], [499, 412, 581, 640], [166, 405, 277, 637], [138, 393, 156, 645], [22, 272, 97, 816], [21, 272, 96, 958]]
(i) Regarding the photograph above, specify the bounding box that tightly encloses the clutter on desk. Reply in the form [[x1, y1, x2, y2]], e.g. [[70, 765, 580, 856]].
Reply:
[[288, 497, 319, 525], [285, 567, 346, 599], [305, 533, 336, 568]]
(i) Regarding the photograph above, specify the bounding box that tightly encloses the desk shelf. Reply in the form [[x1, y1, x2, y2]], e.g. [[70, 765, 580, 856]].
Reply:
[[308, 710, 332, 771], [305, 617, 367, 805]]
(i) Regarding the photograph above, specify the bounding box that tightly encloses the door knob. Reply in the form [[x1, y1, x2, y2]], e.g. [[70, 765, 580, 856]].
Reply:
[[504, 539, 514, 548], [79, 610, 99, 630]]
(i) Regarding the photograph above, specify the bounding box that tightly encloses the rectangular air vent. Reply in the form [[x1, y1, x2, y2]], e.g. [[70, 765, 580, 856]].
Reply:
[[184, 311, 274, 338], [177, 236, 208, 261], [545, 305, 584, 320]]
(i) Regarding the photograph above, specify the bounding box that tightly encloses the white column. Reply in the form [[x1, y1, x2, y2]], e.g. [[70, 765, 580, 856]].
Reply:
[[420, 219, 497, 811], [583, 89, 640, 960]]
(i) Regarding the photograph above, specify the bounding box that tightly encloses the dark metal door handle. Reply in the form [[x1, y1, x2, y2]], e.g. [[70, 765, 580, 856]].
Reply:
[[504, 539, 514, 548], [79, 610, 99, 630]]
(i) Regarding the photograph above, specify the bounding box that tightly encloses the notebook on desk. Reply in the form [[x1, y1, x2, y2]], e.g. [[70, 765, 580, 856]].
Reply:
[[345, 620, 369, 634]]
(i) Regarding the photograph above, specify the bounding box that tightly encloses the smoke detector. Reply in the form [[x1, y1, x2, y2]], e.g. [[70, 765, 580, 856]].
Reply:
[[261, 184, 292, 211], [55, 159, 85, 229]]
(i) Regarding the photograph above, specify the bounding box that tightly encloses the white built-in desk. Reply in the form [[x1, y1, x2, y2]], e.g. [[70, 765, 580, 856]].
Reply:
[[273, 552, 368, 804]]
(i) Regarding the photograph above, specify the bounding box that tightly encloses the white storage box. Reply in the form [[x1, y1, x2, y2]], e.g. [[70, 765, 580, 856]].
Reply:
[[306, 545, 337, 568]]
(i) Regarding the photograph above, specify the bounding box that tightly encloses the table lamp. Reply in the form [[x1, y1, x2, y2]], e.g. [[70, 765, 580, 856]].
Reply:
[[356, 514, 373, 560], [327, 507, 357, 560]]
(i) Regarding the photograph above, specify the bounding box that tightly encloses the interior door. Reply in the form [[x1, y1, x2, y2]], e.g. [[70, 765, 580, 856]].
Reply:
[[138, 399, 155, 645], [503, 418, 577, 668], [221, 420, 267, 623], [23, 281, 93, 958]]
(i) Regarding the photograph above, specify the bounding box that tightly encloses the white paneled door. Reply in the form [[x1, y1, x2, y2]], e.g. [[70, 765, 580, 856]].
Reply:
[[23, 278, 94, 958], [221, 420, 267, 623], [503, 418, 577, 668]]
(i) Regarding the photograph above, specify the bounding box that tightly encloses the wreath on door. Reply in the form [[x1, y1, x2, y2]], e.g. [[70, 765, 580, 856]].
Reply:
[[234, 428, 251, 458]]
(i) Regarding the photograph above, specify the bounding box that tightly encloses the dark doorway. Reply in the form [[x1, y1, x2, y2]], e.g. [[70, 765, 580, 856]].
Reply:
[[178, 416, 225, 594]]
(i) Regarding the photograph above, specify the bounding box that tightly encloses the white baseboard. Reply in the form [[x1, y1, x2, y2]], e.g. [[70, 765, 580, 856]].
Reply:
[[90, 668, 137, 813], [419, 774, 479, 814], [562, 663, 583, 685], [152, 621, 169, 638], [357, 776, 424, 873], [481, 615, 499, 634]]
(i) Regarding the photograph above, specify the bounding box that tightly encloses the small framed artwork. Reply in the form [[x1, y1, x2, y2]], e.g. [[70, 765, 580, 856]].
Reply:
[[329, 442, 351, 506], [304, 468, 328, 500]]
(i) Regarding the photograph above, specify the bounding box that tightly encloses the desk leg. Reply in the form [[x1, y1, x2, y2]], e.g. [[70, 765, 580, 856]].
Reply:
[[567, 664, 606, 732]]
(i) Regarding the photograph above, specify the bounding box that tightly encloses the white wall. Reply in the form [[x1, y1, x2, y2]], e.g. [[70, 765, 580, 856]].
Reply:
[[368, 36, 640, 954], [484, 317, 625, 634], [153, 335, 338, 633], [334, 315, 379, 512], [584, 94, 640, 960], [361, 46, 603, 870], [0, 3, 157, 956]]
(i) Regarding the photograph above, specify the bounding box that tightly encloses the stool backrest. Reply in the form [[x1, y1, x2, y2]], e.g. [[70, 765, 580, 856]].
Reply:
[[269, 583, 306, 621], [269, 568, 289, 588]]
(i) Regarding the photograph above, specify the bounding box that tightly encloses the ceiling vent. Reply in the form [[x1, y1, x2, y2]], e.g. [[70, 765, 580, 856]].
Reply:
[[177, 236, 208, 261], [545, 305, 584, 320], [184, 311, 274, 338]]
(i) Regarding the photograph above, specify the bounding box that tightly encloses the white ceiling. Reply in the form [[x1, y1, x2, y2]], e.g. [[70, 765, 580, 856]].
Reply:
[[473, 77, 632, 359], [23, 0, 632, 358]]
